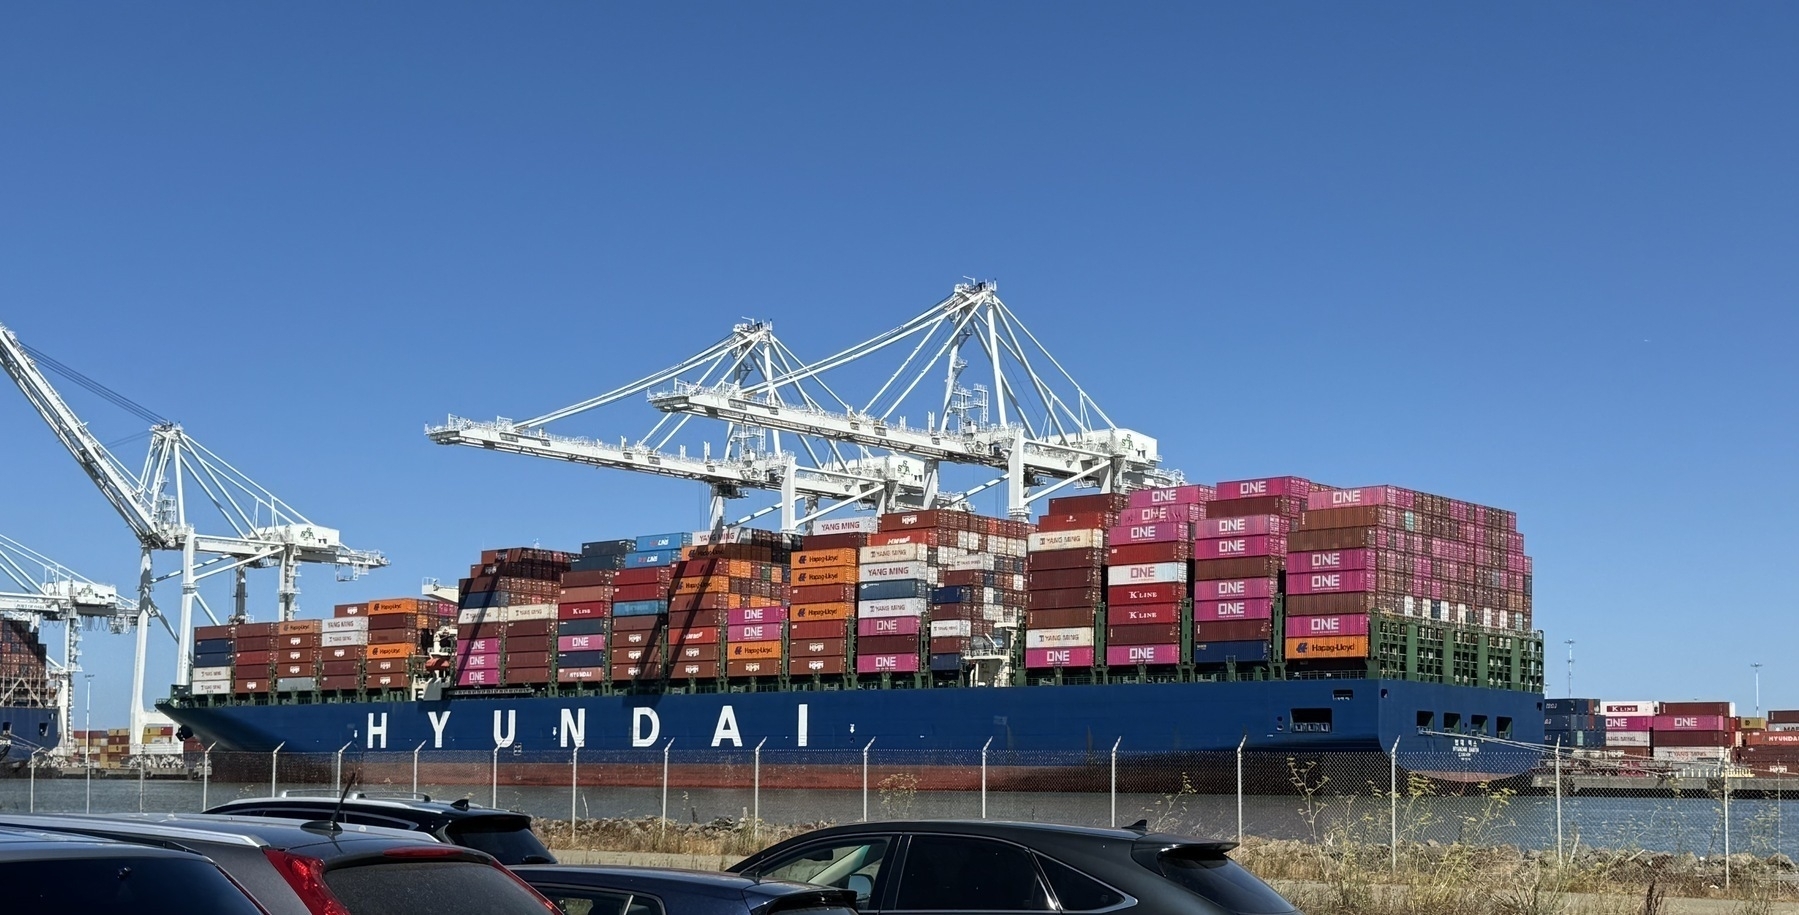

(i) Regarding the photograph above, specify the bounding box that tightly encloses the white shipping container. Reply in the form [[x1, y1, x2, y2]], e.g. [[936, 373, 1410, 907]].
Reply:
[[1106, 562, 1189, 586], [458, 607, 511, 625], [858, 598, 929, 618], [931, 620, 973, 638], [321, 617, 369, 633], [1652, 747, 1730, 762], [1028, 530, 1101, 552], [860, 543, 930, 565], [942, 553, 996, 571], [321, 631, 369, 647], [1600, 700, 1660, 717], [859, 561, 930, 582], [1604, 731, 1651, 748], [813, 517, 880, 535], [1025, 627, 1096, 649], [191, 681, 230, 696], [508, 604, 555, 621], [191, 666, 233, 683]]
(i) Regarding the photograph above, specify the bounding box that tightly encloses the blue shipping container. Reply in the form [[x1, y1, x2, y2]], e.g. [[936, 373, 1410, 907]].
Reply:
[[634, 533, 694, 552], [582, 539, 636, 558], [857, 580, 933, 601], [929, 653, 962, 672], [556, 619, 608, 636], [194, 654, 234, 669], [195, 638, 234, 655], [1192, 640, 1273, 665], [556, 650, 608, 668], [459, 590, 508, 610], [623, 550, 677, 569], [932, 586, 973, 605], [1543, 728, 1604, 748], [613, 599, 668, 617], [1543, 698, 1600, 715], [571, 554, 627, 572]]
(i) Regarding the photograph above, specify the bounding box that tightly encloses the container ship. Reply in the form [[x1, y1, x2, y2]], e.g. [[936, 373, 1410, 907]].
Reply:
[[159, 477, 1552, 784], [0, 620, 57, 766]]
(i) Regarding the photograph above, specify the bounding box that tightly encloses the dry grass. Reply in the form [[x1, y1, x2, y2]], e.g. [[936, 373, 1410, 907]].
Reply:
[[534, 815, 811, 858]]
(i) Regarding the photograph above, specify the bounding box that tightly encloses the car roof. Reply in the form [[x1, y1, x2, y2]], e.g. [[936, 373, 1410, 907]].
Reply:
[[515, 865, 844, 902], [748, 819, 1202, 846], [0, 825, 219, 863], [0, 812, 450, 858], [211, 794, 523, 819]]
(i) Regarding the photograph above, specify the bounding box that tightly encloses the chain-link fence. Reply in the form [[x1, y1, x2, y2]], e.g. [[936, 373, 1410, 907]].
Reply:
[[5, 744, 1794, 884]]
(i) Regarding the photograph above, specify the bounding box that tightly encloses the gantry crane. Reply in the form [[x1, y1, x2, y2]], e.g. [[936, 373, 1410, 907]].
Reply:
[[0, 534, 146, 758], [428, 320, 946, 532], [0, 322, 387, 755]]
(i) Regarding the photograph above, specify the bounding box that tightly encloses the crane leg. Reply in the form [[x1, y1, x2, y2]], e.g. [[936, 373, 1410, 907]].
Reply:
[[233, 567, 248, 625], [129, 546, 152, 761], [278, 549, 299, 622], [177, 535, 197, 687]]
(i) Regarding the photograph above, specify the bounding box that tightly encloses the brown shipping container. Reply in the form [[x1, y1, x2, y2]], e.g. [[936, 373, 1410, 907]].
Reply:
[[610, 645, 663, 665], [790, 620, 849, 641], [365, 657, 413, 674], [614, 583, 669, 602], [879, 510, 953, 531], [1028, 568, 1105, 590], [235, 622, 277, 637], [929, 637, 968, 654], [1191, 557, 1284, 580], [505, 651, 551, 669], [614, 629, 659, 647], [791, 637, 848, 657], [1045, 493, 1131, 514], [320, 675, 360, 691], [233, 677, 269, 693], [1036, 512, 1115, 533], [1297, 506, 1384, 532], [277, 649, 321, 664], [670, 628, 720, 646], [670, 660, 719, 679], [561, 570, 617, 588], [613, 567, 675, 587], [235, 635, 275, 653], [667, 609, 723, 629], [1026, 548, 1107, 571], [195, 624, 235, 641], [276, 662, 315, 678], [1651, 732, 1735, 749], [333, 604, 367, 618], [1208, 495, 1303, 519], [791, 584, 858, 604], [800, 532, 871, 551], [235, 650, 275, 667], [1285, 593, 1385, 615], [727, 658, 782, 678], [609, 615, 664, 632], [1027, 608, 1097, 630], [322, 659, 362, 677], [867, 529, 959, 548], [276, 620, 321, 635], [557, 666, 607, 683], [456, 623, 505, 639], [367, 612, 423, 631], [789, 655, 848, 676], [504, 666, 551, 685], [507, 619, 552, 637], [1106, 624, 1182, 646], [1662, 702, 1734, 717], [364, 673, 411, 690], [1027, 587, 1102, 610], [364, 628, 414, 646], [674, 643, 720, 662], [857, 634, 919, 654], [1195, 620, 1275, 642], [1769, 710, 1799, 725], [609, 663, 647, 682]]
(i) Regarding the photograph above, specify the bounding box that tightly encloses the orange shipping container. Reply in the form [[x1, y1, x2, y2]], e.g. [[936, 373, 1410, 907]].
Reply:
[[791, 567, 853, 586], [369, 598, 424, 615], [791, 602, 854, 621], [1285, 636, 1369, 659], [726, 640, 783, 660], [366, 643, 416, 660], [790, 548, 857, 570], [672, 576, 732, 596], [276, 620, 321, 635]]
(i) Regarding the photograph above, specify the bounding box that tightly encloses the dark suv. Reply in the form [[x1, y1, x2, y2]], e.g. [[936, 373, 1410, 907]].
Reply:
[[730, 820, 1300, 915], [206, 791, 556, 865], [0, 812, 559, 915], [0, 824, 267, 915]]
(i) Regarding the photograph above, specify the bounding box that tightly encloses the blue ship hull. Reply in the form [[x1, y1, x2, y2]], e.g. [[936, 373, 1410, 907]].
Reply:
[[160, 679, 1547, 780], [0, 706, 59, 770]]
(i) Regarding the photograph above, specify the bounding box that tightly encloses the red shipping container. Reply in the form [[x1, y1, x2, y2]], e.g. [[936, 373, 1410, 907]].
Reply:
[[1036, 512, 1115, 533], [612, 568, 674, 587], [1025, 646, 1095, 668], [1194, 598, 1276, 622], [1046, 493, 1130, 514], [1106, 644, 1181, 666], [558, 601, 612, 620], [235, 650, 274, 667], [1107, 522, 1191, 545], [857, 616, 922, 637], [505, 651, 551, 669], [858, 634, 919, 654], [868, 529, 958, 548], [557, 666, 607, 683], [669, 627, 720, 646], [856, 653, 920, 674], [1107, 624, 1181, 646], [1194, 536, 1286, 561], [365, 673, 410, 690], [321, 659, 362, 677], [1663, 702, 1735, 717], [1195, 620, 1274, 641], [792, 637, 848, 657], [1028, 568, 1105, 590], [609, 663, 648, 682], [1027, 548, 1107, 571], [790, 620, 849, 641], [506, 635, 551, 653], [504, 666, 552, 685], [727, 658, 781, 678], [367, 628, 417, 646], [1106, 542, 1192, 565], [1191, 557, 1284, 580], [614, 583, 668, 602], [1651, 731, 1735, 748], [1283, 613, 1370, 638], [1196, 515, 1289, 539], [319, 675, 360, 691], [366, 658, 411, 674], [1107, 603, 1179, 626], [235, 636, 275, 652], [1107, 582, 1187, 605], [789, 655, 848, 676], [1027, 587, 1102, 610]]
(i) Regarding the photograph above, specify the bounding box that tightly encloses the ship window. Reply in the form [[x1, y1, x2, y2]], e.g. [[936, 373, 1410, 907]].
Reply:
[[1416, 711, 1434, 730], [1471, 715, 1489, 735], [1443, 713, 1462, 733], [39, 722, 49, 737], [1290, 708, 1332, 733], [1497, 717, 1513, 738]]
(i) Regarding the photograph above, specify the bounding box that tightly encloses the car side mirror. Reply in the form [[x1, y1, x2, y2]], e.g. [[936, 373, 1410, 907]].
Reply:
[[847, 874, 873, 906]]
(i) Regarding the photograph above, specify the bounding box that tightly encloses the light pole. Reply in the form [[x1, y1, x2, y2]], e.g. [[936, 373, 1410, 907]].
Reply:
[[84, 673, 94, 813], [1753, 663, 1763, 716], [1564, 640, 1575, 697]]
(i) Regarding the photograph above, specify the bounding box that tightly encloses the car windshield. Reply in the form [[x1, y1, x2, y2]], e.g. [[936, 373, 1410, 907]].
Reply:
[[444, 816, 556, 864], [1150, 848, 1296, 914], [325, 860, 550, 915], [2, 856, 265, 915]]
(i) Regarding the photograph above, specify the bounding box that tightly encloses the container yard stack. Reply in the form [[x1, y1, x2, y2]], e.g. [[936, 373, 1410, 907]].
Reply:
[[454, 547, 572, 691], [0, 621, 52, 710], [1597, 700, 1657, 758], [1194, 477, 1309, 672], [1024, 494, 1120, 682], [930, 516, 1029, 684], [190, 624, 236, 697], [319, 614, 367, 693], [272, 619, 323, 694], [1105, 486, 1210, 678], [790, 517, 877, 682], [555, 540, 623, 689], [1652, 701, 1736, 767], [608, 535, 684, 685], [1543, 697, 1603, 748], [690, 529, 794, 684], [230, 622, 276, 696], [858, 512, 955, 682], [1741, 709, 1799, 772], [1289, 485, 1542, 693]]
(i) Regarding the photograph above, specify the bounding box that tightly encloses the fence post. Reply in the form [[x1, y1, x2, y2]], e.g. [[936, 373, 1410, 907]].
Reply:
[[570, 746, 580, 847], [202, 744, 215, 811], [412, 741, 425, 796], [1237, 735, 1247, 847], [981, 737, 992, 820], [661, 739, 674, 838], [271, 741, 285, 798], [1110, 738, 1121, 827], [28, 749, 39, 812], [1554, 738, 1564, 866], [138, 756, 146, 812], [753, 738, 766, 838], [335, 741, 352, 791], [491, 745, 500, 808], [862, 738, 876, 823], [1390, 735, 1400, 875], [1723, 765, 1732, 891]]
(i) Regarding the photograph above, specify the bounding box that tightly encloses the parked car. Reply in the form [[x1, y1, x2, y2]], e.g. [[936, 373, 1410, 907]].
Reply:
[[0, 823, 267, 915], [205, 790, 557, 865], [729, 820, 1301, 915], [515, 864, 860, 915], [0, 812, 560, 915]]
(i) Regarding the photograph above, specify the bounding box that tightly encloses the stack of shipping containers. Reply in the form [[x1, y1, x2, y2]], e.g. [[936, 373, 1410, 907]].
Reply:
[[1024, 496, 1116, 676], [1105, 487, 1207, 671], [856, 512, 950, 678], [0, 621, 52, 710], [1543, 697, 1603, 748], [929, 517, 1028, 681], [555, 539, 625, 686], [609, 537, 681, 684], [1597, 699, 1656, 756], [1742, 709, 1799, 770], [789, 517, 874, 679], [694, 530, 792, 681], [1196, 477, 1308, 668], [1651, 701, 1736, 764], [453, 547, 572, 689]]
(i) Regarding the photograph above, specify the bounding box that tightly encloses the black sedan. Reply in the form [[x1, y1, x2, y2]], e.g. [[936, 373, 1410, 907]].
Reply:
[[727, 820, 1300, 915], [515, 865, 859, 915]]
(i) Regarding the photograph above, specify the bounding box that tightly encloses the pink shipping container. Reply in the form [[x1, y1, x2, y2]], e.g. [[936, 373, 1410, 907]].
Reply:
[[557, 634, 604, 652], [1108, 522, 1190, 545], [1196, 515, 1289, 539], [728, 606, 789, 625], [1194, 578, 1276, 600], [1653, 715, 1731, 731], [1119, 504, 1204, 525], [1283, 613, 1370, 638], [1126, 485, 1214, 509], [1287, 570, 1377, 595], [1105, 562, 1189, 586], [1604, 716, 1653, 732], [1215, 477, 1312, 500], [1107, 643, 1181, 666], [727, 623, 780, 642], [1193, 535, 1287, 560], [457, 668, 499, 686], [1288, 549, 1374, 572], [459, 638, 500, 654], [1306, 485, 1411, 511], [1025, 646, 1096, 668], [456, 650, 500, 669], [858, 616, 922, 637], [1193, 598, 1276, 622], [856, 653, 920, 674]]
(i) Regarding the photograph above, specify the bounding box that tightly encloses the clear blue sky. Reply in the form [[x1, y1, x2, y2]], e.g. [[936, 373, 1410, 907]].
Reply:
[[3, 5, 1795, 727]]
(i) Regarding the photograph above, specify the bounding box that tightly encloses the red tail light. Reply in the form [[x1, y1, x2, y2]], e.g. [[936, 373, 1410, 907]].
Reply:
[[262, 849, 353, 915]]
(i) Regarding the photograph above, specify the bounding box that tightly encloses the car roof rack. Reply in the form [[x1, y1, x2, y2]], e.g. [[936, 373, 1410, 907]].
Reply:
[[276, 790, 435, 802]]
